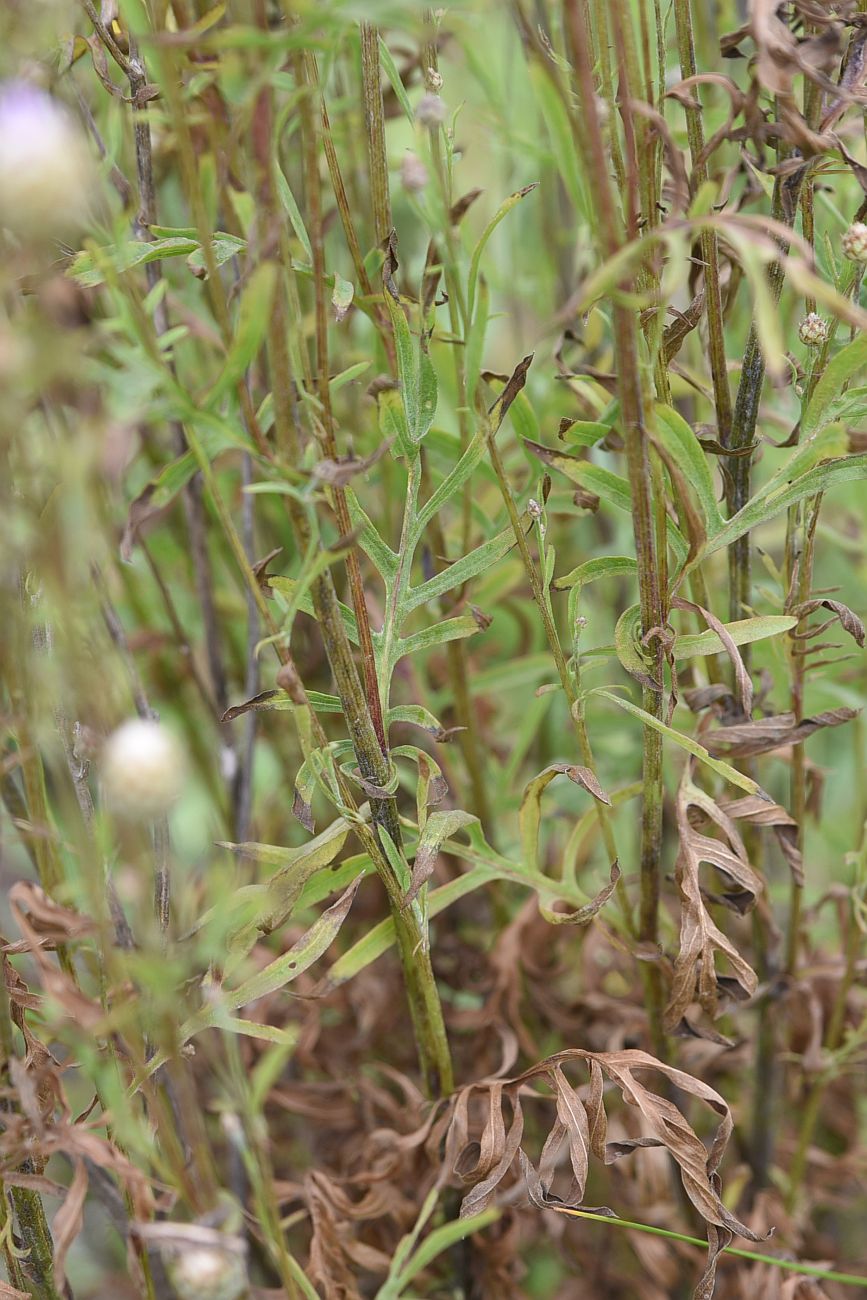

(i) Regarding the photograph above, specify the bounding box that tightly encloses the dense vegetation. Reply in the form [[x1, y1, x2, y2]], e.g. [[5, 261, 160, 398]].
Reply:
[[2, 1, 867, 1296]]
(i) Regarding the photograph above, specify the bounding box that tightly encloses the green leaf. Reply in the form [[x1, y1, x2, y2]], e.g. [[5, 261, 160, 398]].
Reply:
[[69, 237, 199, 286], [653, 404, 724, 537], [387, 705, 446, 736], [467, 183, 538, 320], [614, 604, 659, 685], [416, 342, 438, 442], [331, 273, 354, 322], [415, 428, 488, 533], [182, 878, 361, 1040], [379, 1209, 500, 1298], [377, 385, 414, 461], [675, 614, 797, 659], [801, 333, 867, 439], [554, 556, 638, 590], [270, 576, 359, 645], [378, 35, 414, 123], [531, 63, 584, 213], [405, 520, 525, 612], [398, 614, 483, 660], [591, 690, 763, 795], [186, 234, 247, 274], [465, 273, 489, 408], [560, 420, 613, 448], [693, 454, 867, 567], [385, 292, 420, 442], [276, 165, 312, 260], [525, 447, 688, 563], [206, 262, 277, 405], [214, 817, 353, 942], [345, 489, 399, 579], [406, 809, 479, 907]]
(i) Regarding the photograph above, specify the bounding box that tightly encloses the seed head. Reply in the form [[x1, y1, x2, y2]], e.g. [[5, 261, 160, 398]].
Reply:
[[0, 81, 94, 241], [798, 312, 829, 348], [842, 221, 867, 263], [101, 719, 186, 821]]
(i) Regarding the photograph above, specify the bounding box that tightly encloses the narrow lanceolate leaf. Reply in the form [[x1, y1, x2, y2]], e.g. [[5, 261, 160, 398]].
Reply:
[[690, 454, 867, 569], [653, 404, 724, 538], [673, 614, 797, 660], [398, 613, 484, 661], [404, 518, 530, 612], [665, 769, 762, 1032], [182, 878, 361, 1040], [275, 165, 312, 259], [206, 261, 277, 405], [800, 332, 867, 439], [590, 691, 763, 795], [404, 809, 478, 907], [214, 816, 354, 939], [467, 184, 538, 320], [525, 443, 689, 564], [554, 556, 638, 590]]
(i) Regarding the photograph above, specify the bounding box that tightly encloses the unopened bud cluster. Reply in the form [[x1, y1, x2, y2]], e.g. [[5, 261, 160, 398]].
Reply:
[[842, 221, 867, 263], [798, 312, 829, 347]]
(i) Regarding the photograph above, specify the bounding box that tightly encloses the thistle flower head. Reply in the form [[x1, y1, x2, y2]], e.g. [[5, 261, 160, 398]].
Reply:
[[798, 312, 829, 347], [842, 221, 867, 263]]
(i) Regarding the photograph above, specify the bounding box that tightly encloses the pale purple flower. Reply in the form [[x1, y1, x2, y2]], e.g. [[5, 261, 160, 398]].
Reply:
[[0, 80, 93, 239]]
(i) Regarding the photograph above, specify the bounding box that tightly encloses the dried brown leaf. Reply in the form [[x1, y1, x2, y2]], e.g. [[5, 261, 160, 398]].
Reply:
[[704, 707, 859, 757], [722, 794, 803, 885], [52, 1158, 88, 1293], [789, 598, 865, 647], [665, 769, 762, 1030]]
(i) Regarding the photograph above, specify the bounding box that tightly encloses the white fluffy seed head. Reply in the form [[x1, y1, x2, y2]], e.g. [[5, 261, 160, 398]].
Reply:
[[168, 1248, 247, 1300], [842, 221, 867, 263], [798, 312, 828, 347], [0, 81, 94, 241], [101, 720, 185, 821]]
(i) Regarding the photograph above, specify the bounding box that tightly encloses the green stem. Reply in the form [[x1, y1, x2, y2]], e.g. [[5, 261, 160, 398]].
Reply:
[[556, 1207, 867, 1288]]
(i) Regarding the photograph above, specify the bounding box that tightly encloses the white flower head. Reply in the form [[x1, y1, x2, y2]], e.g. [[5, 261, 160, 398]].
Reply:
[[169, 1247, 247, 1300], [0, 81, 94, 241], [101, 719, 186, 821]]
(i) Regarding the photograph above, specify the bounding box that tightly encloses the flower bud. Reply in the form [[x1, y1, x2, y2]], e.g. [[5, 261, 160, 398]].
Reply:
[[842, 221, 867, 263], [400, 152, 429, 193], [168, 1247, 247, 1300], [798, 312, 828, 347], [415, 93, 448, 128], [101, 719, 186, 821], [0, 81, 94, 241]]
